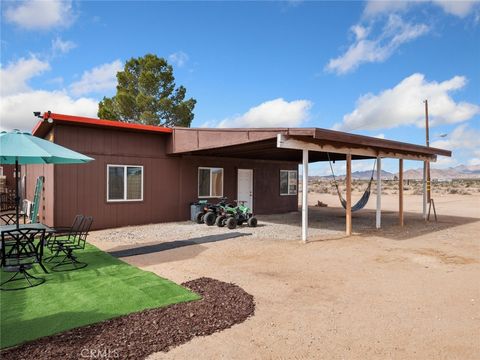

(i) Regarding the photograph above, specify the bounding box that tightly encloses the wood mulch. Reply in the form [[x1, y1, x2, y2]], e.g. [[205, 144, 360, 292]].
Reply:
[[1, 277, 255, 360]]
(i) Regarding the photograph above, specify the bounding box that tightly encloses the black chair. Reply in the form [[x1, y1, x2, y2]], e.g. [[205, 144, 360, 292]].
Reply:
[[0, 213, 17, 225], [51, 216, 93, 272], [0, 190, 16, 212], [45, 214, 85, 253], [0, 228, 48, 291], [0, 200, 29, 225]]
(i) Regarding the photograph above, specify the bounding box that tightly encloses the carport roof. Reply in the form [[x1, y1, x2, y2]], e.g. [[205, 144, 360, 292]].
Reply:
[[169, 127, 451, 163]]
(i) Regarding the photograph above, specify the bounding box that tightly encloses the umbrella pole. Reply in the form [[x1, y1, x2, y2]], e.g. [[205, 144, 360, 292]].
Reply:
[[15, 159, 20, 228]]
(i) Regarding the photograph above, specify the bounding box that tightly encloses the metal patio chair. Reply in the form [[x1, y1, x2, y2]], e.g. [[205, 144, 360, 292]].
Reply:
[[45, 214, 85, 254], [0, 213, 17, 225], [50, 216, 93, 272], [0, 200, 31, 225], [0, 227, 48, 291]]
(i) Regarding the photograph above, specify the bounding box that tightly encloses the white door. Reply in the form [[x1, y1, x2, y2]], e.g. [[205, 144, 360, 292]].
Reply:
[[237, 169, 253, 211]]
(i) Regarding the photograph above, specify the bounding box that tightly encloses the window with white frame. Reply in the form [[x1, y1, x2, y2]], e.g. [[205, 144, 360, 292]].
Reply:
[[198, 167, 223, 198], [280, 170, 297, 195], [107, 165, 143, 201]]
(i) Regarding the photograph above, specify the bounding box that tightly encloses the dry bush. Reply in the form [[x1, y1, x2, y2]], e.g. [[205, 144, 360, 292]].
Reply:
[[412, 188, 423, 195]]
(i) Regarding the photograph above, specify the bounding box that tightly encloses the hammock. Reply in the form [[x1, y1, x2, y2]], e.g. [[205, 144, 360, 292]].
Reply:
[[327, 154, 376, 212]]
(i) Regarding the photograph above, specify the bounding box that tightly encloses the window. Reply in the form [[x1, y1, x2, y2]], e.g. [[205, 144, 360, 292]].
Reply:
[[107, 165, 143, 201], [198, 167, 223, 197], [280, 170, 297, 195]]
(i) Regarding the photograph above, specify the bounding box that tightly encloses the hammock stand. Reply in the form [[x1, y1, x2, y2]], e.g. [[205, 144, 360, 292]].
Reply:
[[327, 153, 376, 212]]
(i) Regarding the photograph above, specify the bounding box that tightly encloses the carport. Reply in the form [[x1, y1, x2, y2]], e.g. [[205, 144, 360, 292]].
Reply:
[[168, 127, 451, 242]]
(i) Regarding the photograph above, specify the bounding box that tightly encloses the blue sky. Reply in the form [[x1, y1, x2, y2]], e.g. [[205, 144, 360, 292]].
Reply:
[[1, 0, 479, 174]]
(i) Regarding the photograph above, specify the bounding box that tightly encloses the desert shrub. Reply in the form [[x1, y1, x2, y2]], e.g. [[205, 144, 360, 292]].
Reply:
[[412, 188, 423, 195]]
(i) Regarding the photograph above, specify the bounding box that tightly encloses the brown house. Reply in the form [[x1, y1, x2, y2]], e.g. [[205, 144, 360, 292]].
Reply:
[[26, 113, 299, 230], [25, 112, 450, 237]]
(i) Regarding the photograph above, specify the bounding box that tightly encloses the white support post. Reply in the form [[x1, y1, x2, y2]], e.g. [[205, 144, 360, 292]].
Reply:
[[346, 154, 352, 236], [422, 161, 427, 220], [302, 149, 309, 243], [376, 156, 382, 229], [399, 159, 404, 227]]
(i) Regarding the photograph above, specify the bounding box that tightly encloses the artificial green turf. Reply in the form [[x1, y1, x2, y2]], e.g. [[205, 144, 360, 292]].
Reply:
[[0, 243, 200, 349]]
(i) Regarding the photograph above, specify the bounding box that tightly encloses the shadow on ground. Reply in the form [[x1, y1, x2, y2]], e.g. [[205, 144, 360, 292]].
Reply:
[[259, 206, 479, 242], [108, 232, 251, 264]]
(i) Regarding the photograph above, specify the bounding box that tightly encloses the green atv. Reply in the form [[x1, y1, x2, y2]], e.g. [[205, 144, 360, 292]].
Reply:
[[216, 200, 258, 230]]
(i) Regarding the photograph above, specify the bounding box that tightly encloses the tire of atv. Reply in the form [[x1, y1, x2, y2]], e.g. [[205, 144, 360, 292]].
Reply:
[[195, 212, 204, 224], [204, 212, 216, 226], [226, 217, 237, 230], [216, 216, 225, 227], [247, 217, 258, 227]]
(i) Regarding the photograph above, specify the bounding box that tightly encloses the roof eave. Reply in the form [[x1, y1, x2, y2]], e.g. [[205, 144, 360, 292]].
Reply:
[[31, 112, 173, 138]]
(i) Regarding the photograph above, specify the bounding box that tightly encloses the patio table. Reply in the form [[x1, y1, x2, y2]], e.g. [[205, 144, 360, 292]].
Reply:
[[0, 223, 54, 273], [0, 223, 54, 234]]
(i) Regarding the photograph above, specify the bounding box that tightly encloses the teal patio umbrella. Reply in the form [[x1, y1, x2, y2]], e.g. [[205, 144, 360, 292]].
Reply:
[[0, 130, 94, 226]]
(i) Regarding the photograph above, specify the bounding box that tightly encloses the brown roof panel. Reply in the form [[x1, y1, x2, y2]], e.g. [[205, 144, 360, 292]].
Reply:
[[169, 127, 451, 162]]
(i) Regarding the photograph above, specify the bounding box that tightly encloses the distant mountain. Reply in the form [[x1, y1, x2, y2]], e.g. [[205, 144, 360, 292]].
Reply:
[[403, 165, 480, 180], [310, 164, 480, 181], [453, 164, 480, 175], [315, 170, 395, 180]]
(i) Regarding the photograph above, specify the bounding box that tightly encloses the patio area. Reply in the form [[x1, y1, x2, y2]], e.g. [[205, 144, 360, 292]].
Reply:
[[0, 243, 199, 349]]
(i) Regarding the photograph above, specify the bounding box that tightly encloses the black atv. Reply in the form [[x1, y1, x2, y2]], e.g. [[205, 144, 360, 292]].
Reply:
[[194, 200, 211, 224], [196, 197, 229, 226]]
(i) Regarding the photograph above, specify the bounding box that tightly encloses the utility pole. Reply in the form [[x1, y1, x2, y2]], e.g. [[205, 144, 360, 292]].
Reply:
[[424, 99, 437, 221], [425, 100, 431, 203]]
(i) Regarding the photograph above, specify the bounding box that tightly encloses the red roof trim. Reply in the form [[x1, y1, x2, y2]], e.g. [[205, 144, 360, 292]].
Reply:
[[32, 112, 173, 136], [31, 120, 44, 136]]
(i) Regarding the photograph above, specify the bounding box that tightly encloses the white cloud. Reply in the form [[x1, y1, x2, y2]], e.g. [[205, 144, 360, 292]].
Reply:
[[0, 56, 50, 96], [217, 98, 312, 128], [364, 0, 410, 17], [0, 56, 99, 132], [433, 0, 479, 17], [334, 73, 480, 131], [430, 124, 480, 168], [468, 150, 480, 165], [168, 51, 189, 68], [374, 133, 385, 139], [351, 25, 370, 40], [364, 0, 479, 18], [51, 37, 76, 55], [431, 123, 480, 150], [0, 90, 99, 132], [4, 0, 75, 30], [326, 15, 429, 74], [69, 60, 122, 96], [430, 154, 458, 168]]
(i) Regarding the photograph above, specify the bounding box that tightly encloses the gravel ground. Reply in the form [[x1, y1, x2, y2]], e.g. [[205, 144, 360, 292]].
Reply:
[[91, 210, 350, 246], [0, 278, 255, 360], [90, 197, 424, 246]]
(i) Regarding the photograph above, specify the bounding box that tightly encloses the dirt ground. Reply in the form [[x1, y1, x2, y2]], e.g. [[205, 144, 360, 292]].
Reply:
[[89, 193, 480, 360]]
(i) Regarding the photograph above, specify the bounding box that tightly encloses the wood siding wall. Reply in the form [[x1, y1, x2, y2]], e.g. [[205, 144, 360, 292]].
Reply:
[[48, 124, 298, 230], [1, 164, 16, 190], [24, 164, 54, 226]]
